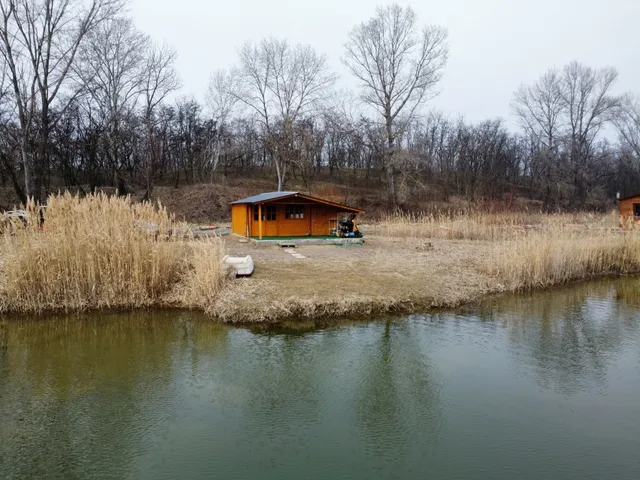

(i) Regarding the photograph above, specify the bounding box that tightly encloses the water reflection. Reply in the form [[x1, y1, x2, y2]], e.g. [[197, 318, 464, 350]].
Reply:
[[0, 311, 229, 479], [0, 278, 639, 479], [469, 280, 640, 394], [354, 321, 442, 464]]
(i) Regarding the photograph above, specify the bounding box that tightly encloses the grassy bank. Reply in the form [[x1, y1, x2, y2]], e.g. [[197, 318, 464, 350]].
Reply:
[[0, 193, 227, 314], [211, 210, 640, 323], [377, 210, 640, 291], [1, 200, 639, 321]]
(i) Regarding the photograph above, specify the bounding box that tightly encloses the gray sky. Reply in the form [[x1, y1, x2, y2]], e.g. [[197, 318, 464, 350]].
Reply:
[[130, 0, 639, 125]]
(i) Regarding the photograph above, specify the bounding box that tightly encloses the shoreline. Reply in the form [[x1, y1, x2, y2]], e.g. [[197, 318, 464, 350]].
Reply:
[[3, 199, 639, 323], [2, 230, 637, 324], [0, 273, 635, 326]]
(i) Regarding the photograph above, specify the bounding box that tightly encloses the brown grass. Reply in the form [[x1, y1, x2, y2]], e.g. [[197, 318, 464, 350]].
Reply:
[[1, 199, 638, 322], [490, 229, 640, 292], [213, 211, 639, 323], [0, 193, 227, 314], [373, 210, 618, 241]]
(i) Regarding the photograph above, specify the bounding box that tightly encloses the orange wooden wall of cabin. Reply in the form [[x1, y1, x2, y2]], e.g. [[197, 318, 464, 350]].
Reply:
[[619, 197, 640, 227], [311, 206, 338, 235], [234, 201, 358, 237], [247, 205, 279, 237], [270, 204, 311, 236], [231, 204, 248, 236]]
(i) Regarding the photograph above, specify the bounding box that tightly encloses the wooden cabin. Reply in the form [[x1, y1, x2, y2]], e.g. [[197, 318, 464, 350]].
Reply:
[[619, 193, 640, 228], [230, 192, 365, 239]]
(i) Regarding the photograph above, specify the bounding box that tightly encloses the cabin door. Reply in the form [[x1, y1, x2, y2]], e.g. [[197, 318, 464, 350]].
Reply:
[[310, 206, 331, 236], [250, 205, 278, 237]]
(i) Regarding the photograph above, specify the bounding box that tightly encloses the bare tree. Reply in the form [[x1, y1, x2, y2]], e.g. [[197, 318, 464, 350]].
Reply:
[[512, 69, 565, 205], [140, 42, 180, 200], [613, 93, 640, 158], [513, 62, 619, 208], [206, 68, 237, 179], [343, 3, 448, 205], [559, 62, 619, 206], [512, 69, 564, 153], [0, 58, 25, 201], [233, 37, 335, 191], [0, 0, 125, 202], [76, 16, 149, 193]]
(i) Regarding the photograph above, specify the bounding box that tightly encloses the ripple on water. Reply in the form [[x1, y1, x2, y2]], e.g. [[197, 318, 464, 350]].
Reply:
[[1, 278, 640, 479]]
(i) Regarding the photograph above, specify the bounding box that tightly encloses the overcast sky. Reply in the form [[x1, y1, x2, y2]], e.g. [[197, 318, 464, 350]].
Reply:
[[129, 0, 639, 125]]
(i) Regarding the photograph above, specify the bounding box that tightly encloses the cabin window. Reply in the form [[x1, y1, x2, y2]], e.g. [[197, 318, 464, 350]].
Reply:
[[285, 205, 305, 219], [266, 206, 276, 221], [634, 204, 640, 218], [253, 205, 276, 221]]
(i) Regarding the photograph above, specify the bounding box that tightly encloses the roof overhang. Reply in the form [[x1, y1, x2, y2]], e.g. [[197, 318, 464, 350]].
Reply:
[[231, 192, 365, 214], [619, 194, 640, 202]]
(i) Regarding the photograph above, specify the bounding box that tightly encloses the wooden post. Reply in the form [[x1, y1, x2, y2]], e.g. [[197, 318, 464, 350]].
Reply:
[[246, 205, 250, 237], [258, 203, 263, 240]]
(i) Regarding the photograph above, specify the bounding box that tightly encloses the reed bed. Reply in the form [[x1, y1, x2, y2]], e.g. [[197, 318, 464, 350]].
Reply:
[[1, 197, 637, 321], [373, 210, 618, 241], [0, 193, 227, 314], [490, 229, 640, 292]]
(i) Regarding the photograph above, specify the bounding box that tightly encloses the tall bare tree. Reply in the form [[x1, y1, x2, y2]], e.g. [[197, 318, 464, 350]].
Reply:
[[512, 69, 565, 205], [613, 93, 640, 158], [0, 58, 25, 200], [343, 3, 448, 205], [206, 68, 237, 179], [140, 42, 180, 200], [559, 62, 619, 206], [512, 69, 564, 153], [233, 37, 335, 191], [0, 0, 125, 202], [513, 62, 619, 208], [76, 16, 149, 193]]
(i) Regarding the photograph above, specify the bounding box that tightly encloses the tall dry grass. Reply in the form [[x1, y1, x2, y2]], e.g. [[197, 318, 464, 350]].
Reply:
[[0, 193, 227, 314], [374, 210, 618, 241], [490, 229, 640, 292], [374, 209, 640, 299]]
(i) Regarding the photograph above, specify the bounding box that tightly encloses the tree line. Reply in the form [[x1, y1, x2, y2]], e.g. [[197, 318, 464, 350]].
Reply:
[[0, 0, 638, 210]]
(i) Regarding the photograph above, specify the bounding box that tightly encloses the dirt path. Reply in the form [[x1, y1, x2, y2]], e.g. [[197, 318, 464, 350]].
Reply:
[[213, 235, 497, 322]]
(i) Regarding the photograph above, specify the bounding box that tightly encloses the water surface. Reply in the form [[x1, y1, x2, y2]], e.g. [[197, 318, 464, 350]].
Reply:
[[1, 279, 640, 479]]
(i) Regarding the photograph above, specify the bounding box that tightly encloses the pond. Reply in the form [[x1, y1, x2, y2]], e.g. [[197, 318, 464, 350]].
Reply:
[[1, 279, 640, 479]]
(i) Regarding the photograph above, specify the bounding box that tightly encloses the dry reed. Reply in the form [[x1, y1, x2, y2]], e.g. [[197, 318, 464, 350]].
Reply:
[[0, 193, 227, 314], [490, 229, 640, 291], [2, 197, 637, 321], [373, 210, 618, 241]]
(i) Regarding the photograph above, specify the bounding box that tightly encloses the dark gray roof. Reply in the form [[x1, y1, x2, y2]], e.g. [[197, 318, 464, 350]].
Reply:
[[230, 191, 298, 204], [619, 193, 640, 201]]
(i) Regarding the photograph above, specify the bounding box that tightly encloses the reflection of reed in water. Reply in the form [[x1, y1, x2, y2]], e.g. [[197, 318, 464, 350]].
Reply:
[[0, 311, 229, 479], [471, 277, 640, 395]]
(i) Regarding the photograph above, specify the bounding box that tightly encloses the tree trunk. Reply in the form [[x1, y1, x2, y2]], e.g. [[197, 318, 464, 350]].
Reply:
[[35, 100, 50, 203], [20, 137, 32, 204], [144, 119, 155, 201], [0, 151, 27, 205], [210, 136, 221, 183], [385, 116, 397, 207], [274, 153, 284, 191], [385, 160, 396, 206]]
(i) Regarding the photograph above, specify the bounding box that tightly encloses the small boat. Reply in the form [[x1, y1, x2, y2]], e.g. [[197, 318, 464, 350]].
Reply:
[[223, 255, 254, 277]]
